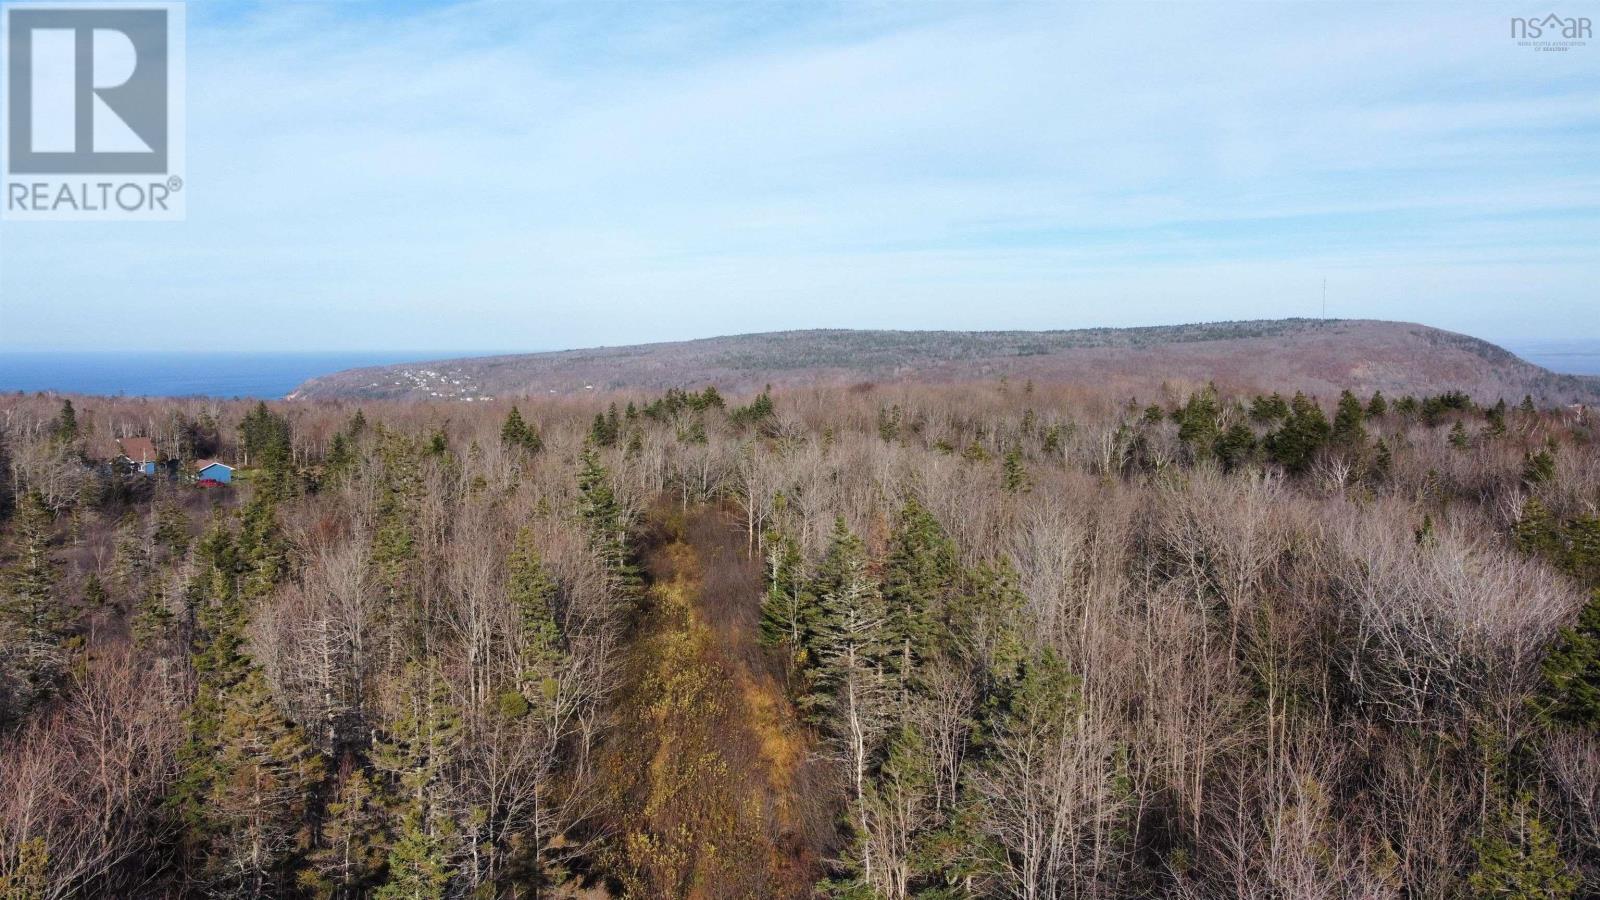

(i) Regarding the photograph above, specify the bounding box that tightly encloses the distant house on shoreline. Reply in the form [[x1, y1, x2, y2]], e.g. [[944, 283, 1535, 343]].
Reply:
[[117, 437, 160, 475]]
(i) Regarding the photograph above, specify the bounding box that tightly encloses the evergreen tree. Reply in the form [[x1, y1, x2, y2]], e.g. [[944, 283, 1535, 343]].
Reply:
[[240, 402, 295, 499], [50, 399, 79, 444], [426, 430, 448, 457], [1467, 793, 1576, 899], [376, 813, 453, 900], [203, 670, 325, 894], [1249, 393, 1289, 423], [759, 530, 814, 664], [154, 498, 191, 556], [501, 406, 543, 455], [1041, 423, 1063, 456], [882, 498, 959, 684], [0, 837, 48, 898], [947, 559, 1027, 688], [1372, 438, 1393, 482], [1567, 516, 1600, 585], [577, 447, 637, 595], [1365, 390, 1388, 419], [1174, 385, 1221, 456], [1485, 399, 1508, 437], [852, 724, 938, 900], [730, 390, 776, 428], [1449, 420, 1470, 450], [1331, 389, 1367, 449], [507, 527, 565, 706], [372, 483, 420, 654], [325, 431, 356, 483], [81, 571, 107, 608], [373, 665, 462, 900], [1541, 590, 1600, 728], [1264, 393, 1331, 473], [1522, 449, 1556, 486], [172, 494, 299, 865], [1513, 499, 1563, 560], [806, 519, 895, 805], [588, 405, 621, 448], [974, 648, 1098, 896], [172, 522, 254, 833], [1001, 447, 1030, 494], [307, 768, 388, 897], [1216, 423, 1258, 472], [696, 386, 725, 410], [0, 491, 66, 712]]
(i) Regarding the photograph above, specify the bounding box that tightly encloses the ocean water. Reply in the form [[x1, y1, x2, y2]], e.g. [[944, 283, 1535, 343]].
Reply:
[[0, 352, 456, 399], [1, 338, 1595, 400], [1502, 340, 1600, 377]]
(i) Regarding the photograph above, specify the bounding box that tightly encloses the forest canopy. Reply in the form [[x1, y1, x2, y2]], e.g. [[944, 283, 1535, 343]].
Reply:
[[1, 379, 1598, 898]]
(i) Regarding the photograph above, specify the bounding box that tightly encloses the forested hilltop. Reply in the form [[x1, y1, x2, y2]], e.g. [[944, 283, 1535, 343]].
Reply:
[[291, 319, 1600, 405], [2, 378, 1600, 897]]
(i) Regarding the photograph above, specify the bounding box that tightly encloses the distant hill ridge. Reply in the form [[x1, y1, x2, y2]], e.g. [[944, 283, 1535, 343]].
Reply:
[[289, 319, 1600, 404]]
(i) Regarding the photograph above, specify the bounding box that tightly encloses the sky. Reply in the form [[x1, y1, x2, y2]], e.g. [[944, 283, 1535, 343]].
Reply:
[[0, 0, 1596, 353]]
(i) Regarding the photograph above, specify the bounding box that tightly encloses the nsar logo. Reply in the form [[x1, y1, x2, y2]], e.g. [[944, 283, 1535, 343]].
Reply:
[[1510, 13, 1592, 52]]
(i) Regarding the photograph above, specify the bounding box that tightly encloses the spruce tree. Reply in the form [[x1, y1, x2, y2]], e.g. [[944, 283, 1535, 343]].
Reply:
[[577, 447, 637, 595], [81, 572, 107, 608], [1510, 496, 1561, 560], [1365, 390, 1388, 419], [240, 402, 294, 497], [307, 768, 388, 896], [1001, 447, 1030, 493], [759, 529, 814, 665], [1264, 393, 1331, 473], [50, 399, 79, 444], [1216, 423, 1257, 473], [0, 837, 48, 898], [325, 431, 356, 483], [1372, 438, 1393, 482], [0, 491, 66, 711], [1249, 393, 1289, 423], [1523, 449, 1555, 486], [1331, 389, 1367, 449], [1175, 385, 1221, 456], [806, 519, 894, 802], [501, 406, 543, 455], [1467, 793, 1576, 899], [507, 527, 565, 708], [882, 498, 958, 684], [947, 559, 1027, 687], [1041, 423, 1063, 456], [373, 665, 462, 900], [1485, 399, 1508, 438], [204, 670, 325, 894], [1542, 590, 1600, 728]]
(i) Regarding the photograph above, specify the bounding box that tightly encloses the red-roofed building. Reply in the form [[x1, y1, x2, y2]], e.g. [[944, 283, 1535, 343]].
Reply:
[[117, 437, 160, 475]]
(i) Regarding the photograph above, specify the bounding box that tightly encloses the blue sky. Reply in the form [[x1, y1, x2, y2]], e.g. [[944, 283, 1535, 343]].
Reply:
[[0, 0, 1596, 352]]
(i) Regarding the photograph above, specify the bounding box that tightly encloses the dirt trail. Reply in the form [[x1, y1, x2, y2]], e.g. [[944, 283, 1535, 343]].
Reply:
[[596, 503, 826, 899]]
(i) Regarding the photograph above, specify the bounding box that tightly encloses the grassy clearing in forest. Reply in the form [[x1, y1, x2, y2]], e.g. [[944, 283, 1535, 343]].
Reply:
[[595, 505, 820, 899]]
